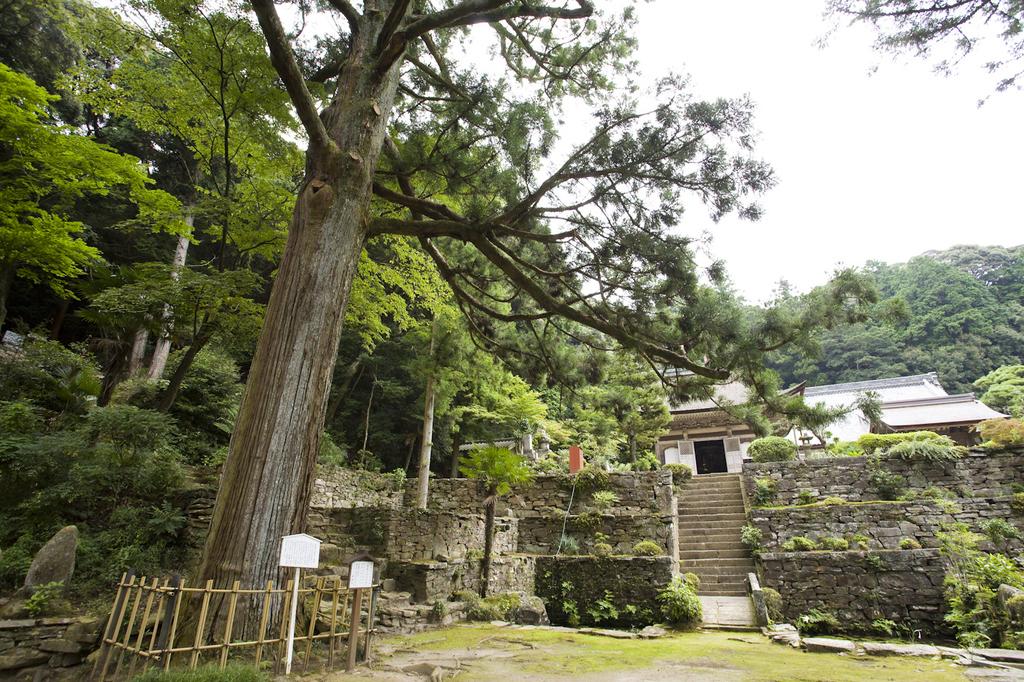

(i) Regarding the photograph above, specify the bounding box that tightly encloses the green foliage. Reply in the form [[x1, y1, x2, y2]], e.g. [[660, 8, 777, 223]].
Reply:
[[979, 419, 1024, 449], [976, 366, 1024, 419], [593, 542, 613, 557], [871, 618, 906, 638], [631, 540, 663, 557], [867, 465, 907, 501], [762, 587, 784, 623], [795, 609, 841, 636], [657, 576, 702, 627], [683, 572, 700, 591], [747, 436, 797, 463], [24, 581, 66, 617], [1012, 493, 1024, 515], [664, 463, 693, 483], [572, 466, 610, 494], [753, 478, 777, 506], [940, 522, 1024, 648], [465, 592, 522, 622], [586, 590, 620, 624], [318, 432, 347, 467], [885, 436, 967, 463], [797, 490, 817, 506], [590, 490, 619, 513], [820, 496, 845, 506], [981, 519, 1020, 552], [819, 537, 849, 551], [850, 533, 871, 550], [0, 337, 101, 416], [460, 446, 534, 497], [781, 536, 817, 552], [865, 554, 885, 571], [900, 538, 922, 550], [857, 431, 944, 455], [740, 525, 763, 551], [558, 535, 580, 555]]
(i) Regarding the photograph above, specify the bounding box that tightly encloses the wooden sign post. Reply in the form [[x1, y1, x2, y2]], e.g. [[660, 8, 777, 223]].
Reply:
[[346, 552, 375, 672], [279, 533, 321, 675]]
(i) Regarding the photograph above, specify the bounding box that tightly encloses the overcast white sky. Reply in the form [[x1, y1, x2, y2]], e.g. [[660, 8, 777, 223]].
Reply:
[[629, 0, 1023, 302]]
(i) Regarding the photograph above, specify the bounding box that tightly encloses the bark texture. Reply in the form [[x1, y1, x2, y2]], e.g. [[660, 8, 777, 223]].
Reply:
[[195, 4, 408, 634], [0, 260, 14, 331], [149, 224, 192, 380], [415, 317, 438, 508]]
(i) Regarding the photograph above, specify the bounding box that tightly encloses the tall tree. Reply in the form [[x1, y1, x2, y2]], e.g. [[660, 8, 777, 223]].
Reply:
[[150, 0, 877, 632]]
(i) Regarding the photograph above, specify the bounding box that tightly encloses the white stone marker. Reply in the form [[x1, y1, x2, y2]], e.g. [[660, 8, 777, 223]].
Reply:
[[279, 533, 321, 675]]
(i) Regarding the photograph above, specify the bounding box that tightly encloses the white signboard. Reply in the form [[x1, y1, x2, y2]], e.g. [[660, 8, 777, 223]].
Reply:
[[348, 560, 374, 589], [279, 533, 321, 569]]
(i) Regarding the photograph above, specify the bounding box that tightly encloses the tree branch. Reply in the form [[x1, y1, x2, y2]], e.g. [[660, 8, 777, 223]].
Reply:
[[324, 0, 361, 36], [249, 0, 335, 156]]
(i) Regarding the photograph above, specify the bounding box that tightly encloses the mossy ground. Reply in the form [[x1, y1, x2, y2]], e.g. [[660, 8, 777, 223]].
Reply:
[[333, 624, 973, 681]]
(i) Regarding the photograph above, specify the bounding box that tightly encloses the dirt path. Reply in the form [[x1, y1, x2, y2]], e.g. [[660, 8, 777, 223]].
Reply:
[[305, 623, 1006, 682]]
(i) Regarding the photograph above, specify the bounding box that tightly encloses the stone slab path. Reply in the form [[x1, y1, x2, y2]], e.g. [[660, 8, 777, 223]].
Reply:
[[698, 595, 756, 628]]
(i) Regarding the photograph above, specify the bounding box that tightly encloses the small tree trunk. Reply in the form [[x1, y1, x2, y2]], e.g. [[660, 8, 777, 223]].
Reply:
[[450, 430, 462, 478], [480, 491, 496, 597], [128, 328, 148, 376], [415, 318, 438, 508], [50, 299, 69, 340], [157, 332, 211, 412], [0, 260, 14, 331], [148, 223, 192, 380], [629, 434, 637, 463]]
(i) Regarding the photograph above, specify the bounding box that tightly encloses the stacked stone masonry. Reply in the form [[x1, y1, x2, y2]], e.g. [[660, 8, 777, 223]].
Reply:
[[758, 549, 947, 635], [0, 616, 101, 681], [744, 451, 1024, 507]]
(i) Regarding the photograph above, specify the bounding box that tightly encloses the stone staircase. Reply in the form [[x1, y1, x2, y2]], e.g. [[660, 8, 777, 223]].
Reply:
[[677, 473, 755, 598]]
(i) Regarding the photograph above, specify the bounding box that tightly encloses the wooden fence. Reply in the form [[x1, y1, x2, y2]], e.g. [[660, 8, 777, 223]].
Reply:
[[91, 571, 379, 681]]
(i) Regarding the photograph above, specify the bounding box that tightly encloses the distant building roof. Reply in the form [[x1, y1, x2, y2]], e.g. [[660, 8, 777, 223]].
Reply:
[[880, 394, 1006, 429], [804, 373, 946, 400], [669, 380, 751, 413]]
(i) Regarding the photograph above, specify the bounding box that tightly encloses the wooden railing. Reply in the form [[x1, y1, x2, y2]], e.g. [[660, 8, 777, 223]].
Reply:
[[91, 572, 379, 680]]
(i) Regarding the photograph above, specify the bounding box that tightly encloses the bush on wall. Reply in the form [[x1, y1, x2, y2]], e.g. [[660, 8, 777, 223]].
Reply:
[[657, 575, 702, 627], [979, 418, 1024, 450], [748, 436, 797, 463]]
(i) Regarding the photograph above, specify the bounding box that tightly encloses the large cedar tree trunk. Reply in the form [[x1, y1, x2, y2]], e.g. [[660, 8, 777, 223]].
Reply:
[[195, 9, 407, 634]]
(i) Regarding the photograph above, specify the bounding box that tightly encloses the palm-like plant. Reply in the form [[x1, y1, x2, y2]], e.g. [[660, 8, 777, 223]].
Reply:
[[460, 446, 533, 596]]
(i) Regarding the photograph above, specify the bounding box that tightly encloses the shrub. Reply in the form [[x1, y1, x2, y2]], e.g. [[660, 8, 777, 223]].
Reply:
[[558, 535, 580, 555], [748, 436, 796, 463], [633, 452, 659, 471], [683, 572, 700, 591], [868, 466, 907, 500], [979, 418, 1024, 449], [318, 431, 347, 467], [886, 436, 967, 463], [795, 608, 841, 636], [0, 337, 101, 415], [657, 576, 702, 627], [781, 536, 816, 552], [826, 440, 864, 457], [593, 542, 613, 557], [796, 490, 816, 505], [857, 431, 945, 455], [762, 587, 784, 623], [664, 463, 693, 483], [850, 533, 871, 550], [740, 524, 763, 551], [632, 540, 664, 557], [982, 518, 1020, 551], [753, 478, 777, 506], [590, 490, 619, 512], [820, 496, 845, 506], [871, 618, 905, 638], [1013, 493, 1024, 515], [24, 582, 68, 617], [900, 538, 922, 550], [466, 593, 522, 621], [819, 537, 849, 551], [573, 465, 610, 493]]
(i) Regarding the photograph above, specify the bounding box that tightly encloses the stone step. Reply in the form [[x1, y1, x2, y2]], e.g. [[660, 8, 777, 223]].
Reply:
[[679, 548, 751, 560], [680, 557, 756, 570], [678, 539, 746, 552], [679, 505, 746, 515], [678, 518, 747, 531], [686, 572, 748, 585], [678, 533, 743, 545], [679, 490, 744, 501], [677, 512, 747, 522], [699, 586, 749, 597], [680, 481, 741, 492]]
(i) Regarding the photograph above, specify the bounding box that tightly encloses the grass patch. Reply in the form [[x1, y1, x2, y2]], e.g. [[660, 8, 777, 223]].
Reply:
[[384, 624, 968, 681]]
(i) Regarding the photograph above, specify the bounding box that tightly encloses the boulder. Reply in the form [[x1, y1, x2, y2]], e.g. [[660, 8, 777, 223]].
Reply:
[[515, 597, 548, 625], [861, 642, 940, 657], [970, 648, 1024, 665], [22, 527, 78, 594], [0, 648, 49, 671], [802, 637, 857, 654]]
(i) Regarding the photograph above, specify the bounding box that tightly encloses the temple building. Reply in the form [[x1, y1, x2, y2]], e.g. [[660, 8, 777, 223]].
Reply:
[[656, 372, 1006, 474]]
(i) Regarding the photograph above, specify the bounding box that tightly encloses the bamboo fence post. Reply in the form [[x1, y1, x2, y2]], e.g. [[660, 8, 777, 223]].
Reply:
[[301, 576, 325, 672], [219, 580, 241, 669], [113, 575, 146, 679], [126, 577, 160, 678], [162, 577, 185, 672], [327, 577, 341, 670], [275, 578, 294, 675], [93, 571, 133, 682], [142, 578, 170, 673], [253, 580, 274, 670], [190, 579, 214, 669]]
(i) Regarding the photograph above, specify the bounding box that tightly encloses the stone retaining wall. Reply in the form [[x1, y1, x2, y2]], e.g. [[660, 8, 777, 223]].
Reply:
[[0, 616, 101, 680], [534, 556, 675, 629], [389, 556, 537, 602], [752, 497, 1024, 552], [517, 513, 675, 556], [758, 549, 948, 635], [311, 467, 404, 509], [744, 450, 1024, 507]]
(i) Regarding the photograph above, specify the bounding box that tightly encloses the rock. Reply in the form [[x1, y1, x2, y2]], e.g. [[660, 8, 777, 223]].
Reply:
[[0, 648, 49, 671], [22, 527, 78, 594], [515, 596, 548, 625], [578, 628, 637, 639], [861, 642, 940, 657], [802, 637, 857, 654], [38, 639, 80, 654], [381, 578, 397, 592], [971, 648, 1024, 664], [639, 625, 668, 639], [0, 600, 28, 620], [489, 620, 510, 627]]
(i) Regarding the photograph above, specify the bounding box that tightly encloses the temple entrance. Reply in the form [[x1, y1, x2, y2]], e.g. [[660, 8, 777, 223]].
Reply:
[[694, 439, 728, 474]]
